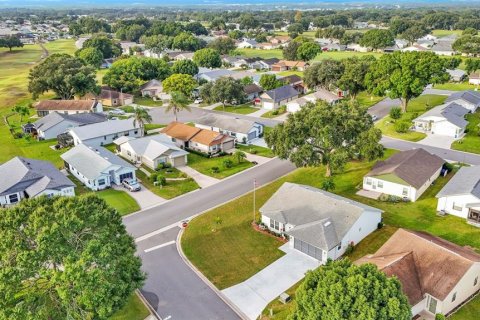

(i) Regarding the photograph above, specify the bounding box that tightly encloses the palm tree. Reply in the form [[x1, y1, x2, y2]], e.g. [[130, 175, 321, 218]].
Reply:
[[166, 91, 191, 122], [133, 107, 152, 136], [12, 105, 30, 122], [233, 150, 247, 164]]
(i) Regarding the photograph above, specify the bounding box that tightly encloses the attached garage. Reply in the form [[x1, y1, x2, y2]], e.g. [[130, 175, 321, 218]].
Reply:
[[172, 155, 187, 167], [293, 238, 324, 261]]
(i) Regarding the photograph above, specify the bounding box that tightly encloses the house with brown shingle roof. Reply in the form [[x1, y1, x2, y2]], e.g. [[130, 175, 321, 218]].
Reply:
[[356, 229, 480, 318], [81, 86, 134, 107], [271, 60, 309, 72], [35, 100, 103, 117], [161, 122, 235, 155], [362, 148, 444, 202]]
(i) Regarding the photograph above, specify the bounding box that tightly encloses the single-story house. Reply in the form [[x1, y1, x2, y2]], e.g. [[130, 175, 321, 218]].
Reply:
[[256, 58, 280, 70], [413, 103, 469, 138], [257, 42, 277, 50], [35, 100, 103, 117], [244, 84, 263, 101], [445, 90, 480, 112], [161, 122, 235, 155], [281, 74, 305, 93], [271, 60, 309, 72], [363, 148, 444, 202], [0, 156, 75, 206], [322, 43, 346, 51], [222, 56, 249, 68], [114, 134, 188, 169], [432, 40, 456, 56], [33, 111, 107, 140], [346, 43, 369, 52], [139, 79, 163, 98], [469, 73, 480, 85], [260, 182, 383, 262], [81, 86, 134, 107], [286, 97, 309, 113], [61, 144, 136, 191], [401, 44, 429, 52], [268, 35, 291, 44], [236, 38, 258, 49], [173, 51, 194, 61], [286, 89, 341, 113], [194, 113, 264, 144], [120, 41, 144, 55], [196, 69, 235, 82], [436, 166, 480, 225], [260, 85, 299, 110], [68, 119, 141, 146], [447, 69, 467, 82], [356, 228, 480, 318]]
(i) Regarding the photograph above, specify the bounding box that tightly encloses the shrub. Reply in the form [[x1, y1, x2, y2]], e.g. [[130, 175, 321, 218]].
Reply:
[[249, 149, 258, 155], [344, 243, 355, 255], [157, 175, 166, 186], [377, 221, 384, 229], [435, 314, 446, 320], [444, 162, 454, 172], [271, 110, 279, 116], [13, 132, 24, 139], [223, 159, 233, 168], [389, 107, 402, 120], [149, 173, 158, 182], [211, 166, 220, 173], [394, 121, 411, 133]]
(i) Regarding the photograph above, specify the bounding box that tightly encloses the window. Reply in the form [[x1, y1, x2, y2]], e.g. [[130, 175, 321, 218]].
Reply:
[[98, 179, 106, 186], [270, 219, 274, 229], [134, 131, 138, 135], [402, 188, 408, 196], [274, 220, 279, 230], [8, 194, 19, 203], [452, 292, 457, 302], [127, 151, 131, 156], [452, 202, 463, 211], [366, 178, 372, 185], [104, 136, 107, 140], [337, 244, 341, 250], [474, 276, 478, 286], [377, 181, 383, 188]]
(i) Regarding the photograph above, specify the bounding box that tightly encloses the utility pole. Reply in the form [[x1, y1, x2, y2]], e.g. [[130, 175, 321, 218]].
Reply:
[[253, 178, 257, 223]]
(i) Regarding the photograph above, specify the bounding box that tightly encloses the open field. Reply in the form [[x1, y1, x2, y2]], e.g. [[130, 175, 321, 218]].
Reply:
[[431, 29, 464, 37], [452, 112, 480, 154]]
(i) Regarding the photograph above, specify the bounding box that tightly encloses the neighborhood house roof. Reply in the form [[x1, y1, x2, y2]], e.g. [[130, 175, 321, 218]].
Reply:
[[61, 144, 134, 180], [140, 79, 162, 91], [96, 86, 134, 100], [118, 134, 188, 161], [366, 148, 444, 189], [0, 156, 74, 197], [33, 112, 107, 132], [190, 129, 233, 146], [281, 74, 302, 84], [260, 183, 382, 251], [244, 84, 263, 95], [356, 229, 480, 305], [436, 166, 480, 198], [69, 119, 138, 141], [415, 103, 469, 129], [447, 69, 466, 79], [161, 122, 201, 141], [446, 90, 480, 106], [35, 100, 98, 111], [262, 85, 299, 103], [310, 89, 341, 103], [195, 113, 261, 134]]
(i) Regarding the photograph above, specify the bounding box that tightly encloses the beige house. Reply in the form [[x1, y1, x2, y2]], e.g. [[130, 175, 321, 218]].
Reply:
[[35, 100, 103, 117]]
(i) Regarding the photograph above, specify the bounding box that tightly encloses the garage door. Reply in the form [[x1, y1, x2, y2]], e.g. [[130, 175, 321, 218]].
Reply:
[[173, 156, 186, 167], [119, 172, 133, 182], [248, 131, 258, 141], [293, 238, 323, 261]]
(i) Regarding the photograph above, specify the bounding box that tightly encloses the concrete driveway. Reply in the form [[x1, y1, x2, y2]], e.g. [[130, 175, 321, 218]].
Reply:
[[418, 133, 456, 149], [113, 184, 166, 210], [177, 166, 220, 188], [222, 243, 319, 320]]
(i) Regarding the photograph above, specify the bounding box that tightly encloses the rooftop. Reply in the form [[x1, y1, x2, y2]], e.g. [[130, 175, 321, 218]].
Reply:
[[69, 119, 138, 141], [195, 113, 261, 134], [35, 100, 97, 111], [436, 166, 480, 198]]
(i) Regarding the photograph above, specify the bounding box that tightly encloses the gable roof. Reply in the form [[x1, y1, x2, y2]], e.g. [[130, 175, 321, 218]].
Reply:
[[282, 74, 303, 84], [446, 90, 480, 106], [356, 229, 480, 304], [261, 85, 299, 103], [35, 100, 98, 111], [69, 119, 138, 141], [119, 134, 188, 161], [33, 112, 107, 132], [310, 89, 341, 103], [96, 86, 134, 101], [244, 84, 263, 95], [0, 157, 74, 196], [260, 183, 382, 251], [190, 129, 233, 146], [260, 58, 280, 66], [415, 103, 469, 129], [436, 166, 480, 198], [195, 113, 261, 134], [366, 149, 444, 189], [139, 79, 162, 91], [61, 144, 135, 180], [161, 122, 201, 141]]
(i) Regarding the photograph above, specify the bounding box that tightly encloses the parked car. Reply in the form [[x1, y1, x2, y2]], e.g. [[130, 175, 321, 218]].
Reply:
[[194, 98, 203, 104], [370, 114, 378, 122], [122, 178, 141, 192], [110, 108, 126, 115]]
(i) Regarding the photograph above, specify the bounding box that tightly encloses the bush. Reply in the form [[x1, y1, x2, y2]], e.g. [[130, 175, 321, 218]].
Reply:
[[271, 110, 279, 116], [344, 243, 355, 255], [444, 162, 454, 172], [249, 149, 258, 155], [13, 132, 24, 139], [394, 121, 411, 133], [389, 107, 402, 120], [435, 314, 446, 320], [211, 166, 220, 173], [157, 175, 166, 186], [149, 173, 158, 182], [377, 221, 384, 229], [223, 159, 233, 168]]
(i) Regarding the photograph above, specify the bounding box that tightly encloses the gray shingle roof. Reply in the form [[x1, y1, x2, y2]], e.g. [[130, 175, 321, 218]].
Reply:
[[61, 144, 135, 180], [415, 103, 469, 129], [118, 134, 188, 161], [446, 90, 480, 106], [260, 183, 382, 251], [436, 166, 480, 198], [195, 113, 261, 134], [33, 112, 107, 132], [69, 119, 138, 142], [262, 85, 299, 103], [367, 149, 444, 189], [0, 157, 74, 196]]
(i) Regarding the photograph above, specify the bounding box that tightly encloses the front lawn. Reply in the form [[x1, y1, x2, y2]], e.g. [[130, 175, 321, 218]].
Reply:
[[356, 91, 384, 109], [262, 106, 287, 119], [136, 167, 199, 199], [213, 103, 258, 115], [433, 81, 476, 91], [182, 149, 480, 292], [110, 293, 150, 320], [236, 144, 275, 158], [375, 94, 447, 142], [96, 189, 140, 216], [452, 112, 480, 154], [187, 153, 254, 179], [134, 96, 163, 107], [450, 294, 480, 320]]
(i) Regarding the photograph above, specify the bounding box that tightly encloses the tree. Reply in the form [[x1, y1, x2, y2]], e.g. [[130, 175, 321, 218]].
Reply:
[[400, 24, 429, 44], [463, 27, 478, 36], [0, 35, 23, 52], [465, 58, 480, 74], [239, 13, 260, 31], [303, 59, 344, 90], [287, 23, 304, 38], [141, 34, 174, 53], [265, 101, 383, 177], [200, 77, 246, 109], [452, 35, 480, 55], [172, 59, 199, 76], [233, 150, 247, 163], [166, 91, 191, 122], [185, 21, 208, 35], [208, 37, 236, 55], [443, 56, 462, 70], [11, 105, 29, 122], [389, 107, 403, 120], [315, 26, 345, 40], [28, 54, 98, 100], [76, 47, 104, 68], [162, 73, 197, 97], [282, 41, 301, 61], [172, 32, 202, 51], [0, 195, 145, 319], [133, 107, 152, 136], [365, 51, 449, 112], [83, 34, 121, 58], [228, 30, 244, 40], [360, 29, 395, 50], [240, 76, 253, 85], [103, 57, 171, 92], [290, 259, 411, 320], [259, 74, 284, 90], [389, 19, 413, 36], [296, 42, 321, 61], [337, 56, 375, 98], [193, 48, 222, 68]]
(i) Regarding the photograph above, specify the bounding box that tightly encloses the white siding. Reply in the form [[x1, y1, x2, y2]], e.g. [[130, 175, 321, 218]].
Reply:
[[440, 264, 480, 315], [39, 120, 77, 140], [71, 128, 141, 146], [437, 194, 480, 219]]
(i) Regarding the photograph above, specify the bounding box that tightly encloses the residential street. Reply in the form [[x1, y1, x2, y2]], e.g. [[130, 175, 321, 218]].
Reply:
[[367, 98, 400, 120]]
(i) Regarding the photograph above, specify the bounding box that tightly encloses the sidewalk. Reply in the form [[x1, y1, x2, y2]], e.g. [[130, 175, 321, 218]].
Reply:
[[177, 166, 220, 188], [199, 102, 222, 110], [248, 108, 268, 117]]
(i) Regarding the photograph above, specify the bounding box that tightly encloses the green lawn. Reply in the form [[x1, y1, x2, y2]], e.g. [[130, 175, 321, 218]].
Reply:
[[277, 70, 304, 77], [213, 104, 258, 115], [182, 149, 480, 292], [433, 81, 476, 91], [144, 123, 165, 131], [375, 94, 447, 142], [450, 294, 480, 320], [97, 68, 108, 83], [110, 294, 150, 320], [187, 153, 254, 179], [43, 39, 77, 56], [237, 48, 283, 59], [134, 96, 164, 107], [311, 51, 382, 62], [96, 189, 140, 216], [136, 168, 199, 199], [431, 29, 464, 37], [356, 91, 384, 109], [452, 112, 480, 154], [262, 107, 287, 119], [236, 144, 275, 158]]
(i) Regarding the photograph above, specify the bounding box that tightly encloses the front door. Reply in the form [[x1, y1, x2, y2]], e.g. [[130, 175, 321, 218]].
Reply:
[[427, 295, 437, 314]]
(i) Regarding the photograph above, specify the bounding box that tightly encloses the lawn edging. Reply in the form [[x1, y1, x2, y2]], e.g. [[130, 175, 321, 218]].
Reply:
[[176, 228, 249, 320], [134, 289, 161, 320]]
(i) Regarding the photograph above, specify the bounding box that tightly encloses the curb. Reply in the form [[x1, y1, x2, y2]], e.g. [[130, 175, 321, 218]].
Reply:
[[176, 228, 249, 320], [135, 289, 162, 320]]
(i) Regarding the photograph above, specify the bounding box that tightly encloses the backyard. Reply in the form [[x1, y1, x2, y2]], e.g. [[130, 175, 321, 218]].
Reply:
[[451, 112, 480, 154], [187, 153, 254, 179], [375, 94, 447, 142]]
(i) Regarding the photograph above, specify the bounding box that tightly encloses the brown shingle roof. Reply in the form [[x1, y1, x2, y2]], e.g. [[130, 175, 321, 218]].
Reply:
[[190, 129, 233, 146], [356, 229, 480, 304], [98, 86, 134, 100], [161, 122, 201, 141], [35, 100, 96, 111], [366, 148, 444, 189], [244, 84, 263, 95]]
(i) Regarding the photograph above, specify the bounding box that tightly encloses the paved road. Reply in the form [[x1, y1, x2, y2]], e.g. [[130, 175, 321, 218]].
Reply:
[[381, 136, 480, 165], [124, 158, 295, 319], [367, 98, 400, 120]]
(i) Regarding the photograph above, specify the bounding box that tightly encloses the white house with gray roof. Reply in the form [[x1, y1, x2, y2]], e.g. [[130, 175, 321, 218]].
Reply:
[[61, 144, 136, 191], [413, 103, 470, 138], [445, 90, 480, 113], [0, 157, 75, 206], [68, 119, 141, 146], [194, 113, 264, 144], [436, 166, 480, 225], [260, 85, 299, 110], [260, 183, 382, 262]]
